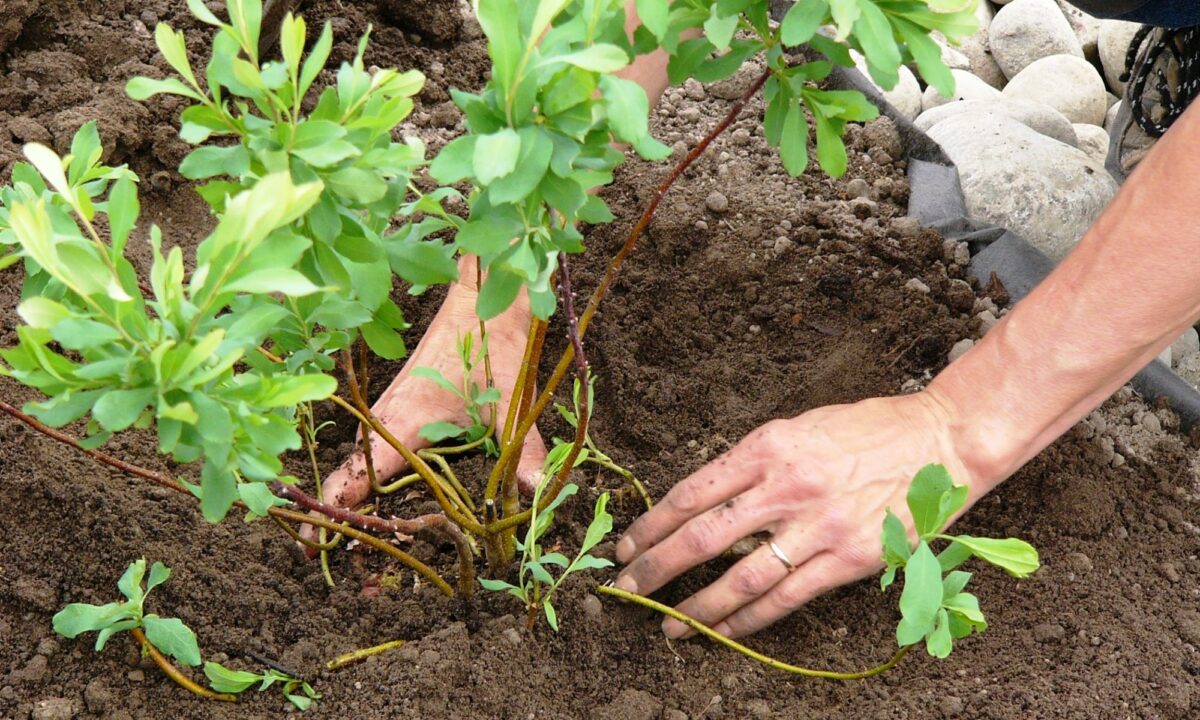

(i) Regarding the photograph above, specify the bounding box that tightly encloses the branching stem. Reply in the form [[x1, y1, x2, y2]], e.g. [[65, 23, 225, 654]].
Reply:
[[482, 68, 772, 532]]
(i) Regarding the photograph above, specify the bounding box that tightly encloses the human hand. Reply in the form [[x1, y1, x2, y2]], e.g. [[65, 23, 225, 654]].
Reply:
[[301, 259, 548, 550], [613, 391, 993, 639]]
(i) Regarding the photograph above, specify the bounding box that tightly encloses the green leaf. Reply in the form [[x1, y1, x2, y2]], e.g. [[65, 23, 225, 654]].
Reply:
[[143, 616, 202, 667], [941, 570, 971, 599], [547, 44, 629, 73], [388, 237, 458, 287], [934, 484, 969, 535], [570, 555, 614, 571], [779, 101, 808, 176], [146, 562, 171, 594], [326, 167, 387, 204], [429, 135, 477, 184], [489, 127, 553, 204], [187, 0, 225, 27], [813, 113, 847, 178], [478, 577, 519, 594], [226, 268, 323, 296], [261, 374, 337, 407], [107, 176, 139, 256], [238, 482, 282, 516], [474, 129, 521, 185], [411, 366, 461, 396], [361, 320, 408, 360], [895, 540, 941, 647], [293, 141, 359, 168], [117, 558, 147, 605], [17, 297, 72, 329], [581, 492, 613, 553], [894, 18, 954, 98], [527, 561, 555, 585], [53, 602, 130, 639], [636, 0, 669, 40], [200, 461, 239, 522], [853, 1, 901, 89], [280, 12, 305, 79], [703, 7, 740, 52], [540, 552, 571, 567], [599, 75, 654, 146], [457, 216, 520, 256], [906, 464, 953, 537], [781, 0, 828, 45], [179, 145, 250, 180], [925, 608, 953, 658], [880, 509, 911, 566], [828, 0, 861, 40], [125, 76, 203, 101], [943, 591, 986, 625], [950, 536, 1041, 578], [419, 421, 468, 443], [299, 22, 334, 99], [544, 601, 559, 631], [51, 319, 123, 351], [155, 23, 199, 88], [937, 541, 972, 572], [476, 267, 523, 321], [23, 143, 71, 198], [205, 662, 262, 694], [476, 0, 521, 97], [92, 388, 155, 432]]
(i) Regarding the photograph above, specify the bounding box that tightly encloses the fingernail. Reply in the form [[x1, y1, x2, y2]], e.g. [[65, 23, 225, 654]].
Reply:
[[616, 536, 637, 563], [613, 573, 638, 595], [662, 617, 687, 639], [713, 622, 732, 637]]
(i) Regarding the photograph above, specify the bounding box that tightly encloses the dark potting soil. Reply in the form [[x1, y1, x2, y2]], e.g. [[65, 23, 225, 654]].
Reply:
[[1, 2, 1199, 718]]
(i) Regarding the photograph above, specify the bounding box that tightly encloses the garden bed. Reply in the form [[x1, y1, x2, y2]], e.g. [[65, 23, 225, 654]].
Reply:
[[1, 1, 1198, 718]]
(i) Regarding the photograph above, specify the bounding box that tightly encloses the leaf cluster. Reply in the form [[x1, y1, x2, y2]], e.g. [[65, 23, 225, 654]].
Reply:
[[205, 662, 320, 711], [881, 465, 1039, 658], [639, 0, 980, 177], [52, 559, 202, 669], [479, 482, 614, 630]]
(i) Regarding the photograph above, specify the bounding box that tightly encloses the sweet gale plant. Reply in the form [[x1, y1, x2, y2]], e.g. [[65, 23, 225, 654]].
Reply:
[[0, 0, 1039, 703]]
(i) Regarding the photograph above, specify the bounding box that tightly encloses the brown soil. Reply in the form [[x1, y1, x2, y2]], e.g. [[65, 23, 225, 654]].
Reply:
[[2, 2, 1199, 719]]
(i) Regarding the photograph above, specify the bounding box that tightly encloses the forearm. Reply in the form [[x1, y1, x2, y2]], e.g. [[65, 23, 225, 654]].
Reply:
[[928, 101, 1200, 490]]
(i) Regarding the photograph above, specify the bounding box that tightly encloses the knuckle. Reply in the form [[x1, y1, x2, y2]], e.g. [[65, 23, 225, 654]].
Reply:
[[772, 579, 814, 610], [836, 533, 881, 570], [732, 561, 775, 598], [665, 482, 701, 514], [681, 519, 717, 557]]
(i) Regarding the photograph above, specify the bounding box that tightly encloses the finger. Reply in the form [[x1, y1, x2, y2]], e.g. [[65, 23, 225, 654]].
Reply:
[[515, 423, 549, 496], [616, 450, 762, 564], [711, 552, 863, 639], [662, 528, 822, 639], [615, 484, 776, 597]]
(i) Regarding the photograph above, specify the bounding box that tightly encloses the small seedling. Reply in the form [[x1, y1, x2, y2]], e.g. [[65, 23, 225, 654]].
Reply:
[[881, 464, 1039, 658], [53, 559, 201, 667], [480, 480, 614, 630], [415, 332, 502, 454], [204, 662, 321, 710]]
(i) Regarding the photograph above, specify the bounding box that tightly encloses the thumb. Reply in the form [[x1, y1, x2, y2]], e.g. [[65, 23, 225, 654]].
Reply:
[[515, 423, 549, 497]]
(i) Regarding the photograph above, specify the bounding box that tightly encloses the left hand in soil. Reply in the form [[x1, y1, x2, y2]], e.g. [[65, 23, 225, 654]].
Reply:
[[613, 391, 987, 639]]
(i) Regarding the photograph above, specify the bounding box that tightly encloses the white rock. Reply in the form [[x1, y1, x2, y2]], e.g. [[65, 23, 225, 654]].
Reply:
[[1098, 20, 1142, 94], [922, 69, 1002, 112], [927, 113, 1118, 261], [1056, 0, 1101, 60], [989, 0, 1083, 79], [1159, 346, 1173, 367], [1171, 328, 1200, 365], [916, 98, 1078, 146], [1003, 55, 1108, 126], [935, 34, 972, 70], [948, 338, 975, 363], [852, 50, 922, 120], [1105, 100, 1124, 131], [961, 31, 1007, 89], [975, 0, 995, 31], [1072, 123, 1110, 166]]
